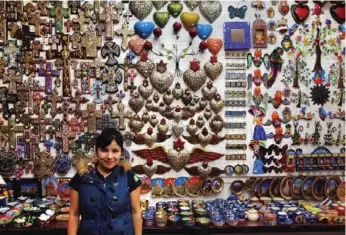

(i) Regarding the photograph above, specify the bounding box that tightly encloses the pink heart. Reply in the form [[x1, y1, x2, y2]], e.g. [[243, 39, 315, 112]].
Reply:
[[128, 36, 145, 55]]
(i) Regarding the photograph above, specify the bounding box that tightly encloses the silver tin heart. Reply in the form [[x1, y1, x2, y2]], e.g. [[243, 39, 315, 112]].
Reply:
[[129, 1, 153, 20], [199, 1, 222, 23], [184, 0, 200, 11], [138, 79, 154, 100], [129, 92, 145, 113], [152, 0, 168, 10]]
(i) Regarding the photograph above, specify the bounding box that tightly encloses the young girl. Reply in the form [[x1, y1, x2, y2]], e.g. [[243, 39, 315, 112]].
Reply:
[[68, 128, 142, 235]]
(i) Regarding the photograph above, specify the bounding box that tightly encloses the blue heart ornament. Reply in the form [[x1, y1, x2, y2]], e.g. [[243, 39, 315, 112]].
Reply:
[[196, 24, 213, 40], [134, 21, 155, 39]]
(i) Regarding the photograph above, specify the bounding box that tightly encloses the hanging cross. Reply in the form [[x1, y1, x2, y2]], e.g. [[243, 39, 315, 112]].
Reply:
[[27, 12, 49, 37], [43, 89, 63, 118], [47, 34, 61, 51], [60, 34, 74, 96], [0, 10, 7, 44], [30, 109, 52, 142], [0, 117, 23, 150], [11, 101, 26, 123], [19, 51, 39, 76], [102, 67, 123, 93], [3, 68, 22, 94], [57, 100, 73, 122], [74, 62, 95, 94], [101, 41, 121, 66], [68, 0, 81, 14], [115, 20, 135, 51], [32, 92, 44, 115], [99, 2, 119, 40], [78, 132, 97, 152], [17, 25, 36, 51], [81, 31, 102, 58], [123, 52, 136, 91], [0, 58, 8, 78], [16, 129, 40, 160], [0, 132, 8, 149], [68, 117, 85, 134], [3, 40, 21, 68], [111, 99, 132, 130], [38, 61, 60, 94], [82, 103, 102, 134], [68, 89, 89, 118], [55, 123, 77, 153], [44, 139, 54, 152], [6, 2, 20, 22], [0, 86, 17, 119], [31, 40, 43, 58], [91, 80, 106, 104], [128, 69, 137, 95], [70, 32, 81, 50], [64, 19, 74, 33], [92, 58, 105, 78], [101, 95, 117, 113], [73, 9, 90, 34], [97, 113, 118, 130], [48, 1, 70, 33]]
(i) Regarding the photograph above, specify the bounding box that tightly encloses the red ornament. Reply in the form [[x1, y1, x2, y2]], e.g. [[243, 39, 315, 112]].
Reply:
[[173, 22, 182, 32], [189, 28, 198, 38], [189, 59, 200, 72], [199, 41, 208, 51], [153, 27, 162, 38], [144, 41, 153, 50]]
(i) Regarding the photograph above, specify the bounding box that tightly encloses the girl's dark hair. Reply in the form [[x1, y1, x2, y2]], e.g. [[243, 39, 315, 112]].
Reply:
[[96, 128, 124, 151]]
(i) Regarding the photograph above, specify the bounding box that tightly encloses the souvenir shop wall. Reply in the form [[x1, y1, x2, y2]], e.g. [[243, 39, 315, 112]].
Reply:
[[0, 0, 345, 210]]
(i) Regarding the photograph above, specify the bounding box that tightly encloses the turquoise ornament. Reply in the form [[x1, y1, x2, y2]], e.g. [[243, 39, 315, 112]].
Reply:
[[134, 21, 155, 39], [196, 24, 213, 40]]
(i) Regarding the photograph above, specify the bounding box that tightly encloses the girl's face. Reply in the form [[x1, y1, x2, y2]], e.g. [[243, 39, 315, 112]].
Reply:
[[96, 140, 122, 171]]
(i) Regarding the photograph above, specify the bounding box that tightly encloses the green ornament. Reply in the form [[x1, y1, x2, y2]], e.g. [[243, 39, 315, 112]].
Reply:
[[153, 12, 170, 28], [167, 2, 183, 18]]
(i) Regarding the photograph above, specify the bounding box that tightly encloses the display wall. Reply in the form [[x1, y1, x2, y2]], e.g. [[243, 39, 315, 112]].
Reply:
[[0, 0, 345, 203]]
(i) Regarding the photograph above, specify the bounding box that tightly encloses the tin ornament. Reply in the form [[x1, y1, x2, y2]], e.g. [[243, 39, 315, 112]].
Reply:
[[150, 60, 173, 94], [204, 56, 223, 80], [129, 1, 153, 20], [136, 53, 155, 78], [183, 59, 207, 91], [199, 0, 222, 23]]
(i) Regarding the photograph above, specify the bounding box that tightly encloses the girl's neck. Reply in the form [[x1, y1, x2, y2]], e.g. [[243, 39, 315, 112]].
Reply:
[[96, 164, 112, 178]]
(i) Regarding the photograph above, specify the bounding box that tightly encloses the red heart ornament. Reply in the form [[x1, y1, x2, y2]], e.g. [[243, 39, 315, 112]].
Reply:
[[330, 3, 345, 24], [279, 2, 289, 15], [291, 4, 310, 24], [207, 38, 223, 55], [128, 36, 145, 55]]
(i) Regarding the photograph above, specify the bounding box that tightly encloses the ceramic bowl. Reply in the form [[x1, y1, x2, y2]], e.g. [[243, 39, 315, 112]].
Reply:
[[260, 197, 272, 205], [212, 217, 225, 227], [196, 217, 211, 227], [226, 218, 238, 226], [195, 208, 207, 216], [180, 211, 193, 217]]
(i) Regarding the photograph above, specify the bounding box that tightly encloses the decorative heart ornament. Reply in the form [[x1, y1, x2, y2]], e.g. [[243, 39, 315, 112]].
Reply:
[[185, 0, 200, 11], [138, 79, 154, 99], [172, 121, 184, 137], [291, 4, 310, 24], [279, 1, 289, 15], [167, 138, 190, 172], [172, 82, 183, 99], [281, 35, 293, 51], [204, 56, 223, 81], [128, 36, 145, 55], [202, 81, 217, 101], [134, 21, 155, 39], [153, 12, 170, 28], [210, 94, 224, 114], [129, 92, 145, 113], [196, 24, 213, 40], [136, 53, 155, 78], [129, 1, 153, 20], [167, 2, 183, 18], [330, 3, 345, 24], [183, 59, 207, 91], [150, 60, 173, 93], [207, 37, 223, 55], [199, 1, 222, 23], [180, 12, 200, 30], [152, 0, 168, 10]]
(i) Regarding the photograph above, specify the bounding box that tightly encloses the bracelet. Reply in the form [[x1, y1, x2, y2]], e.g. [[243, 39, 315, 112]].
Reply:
[[225, 62, 247, 70], [225, 51, 247, 59], [225, 72, 246, 80], [226, 154, 247, 160], [225, 100, 246, 107], [225, 81, 247, 88], [225, 91, 246, 98], [226, 144, 247, 150], [224, 122, 247, 129], [225, 134, 246, 140]]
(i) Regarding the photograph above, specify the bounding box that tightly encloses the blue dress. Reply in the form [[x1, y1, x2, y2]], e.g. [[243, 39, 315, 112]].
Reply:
[[253, 124, 267, 140]]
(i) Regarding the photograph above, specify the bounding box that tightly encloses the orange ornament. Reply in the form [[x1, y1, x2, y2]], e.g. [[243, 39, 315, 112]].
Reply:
[[207, 38, 223, 55]]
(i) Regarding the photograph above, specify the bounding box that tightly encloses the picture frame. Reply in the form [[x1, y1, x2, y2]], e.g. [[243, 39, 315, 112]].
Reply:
[[223, 22, 251, 50], [13, 178, 42, 198]]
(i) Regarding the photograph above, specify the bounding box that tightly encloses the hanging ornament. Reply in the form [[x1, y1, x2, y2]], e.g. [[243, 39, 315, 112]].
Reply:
[[153, 12, 170, 28], [180, 12, 200, 30], [291, 1, 310, 24], [183, 59, 207, 91], [310, 84, 330, 106]]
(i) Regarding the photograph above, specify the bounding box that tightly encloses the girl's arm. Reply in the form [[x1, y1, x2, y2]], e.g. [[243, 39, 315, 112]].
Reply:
[[68, 189, 80, 235], [130, 187, 143, 235]]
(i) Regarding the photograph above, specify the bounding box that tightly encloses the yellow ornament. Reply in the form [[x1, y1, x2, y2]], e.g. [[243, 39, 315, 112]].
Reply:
[[180, 12, 200, 30]]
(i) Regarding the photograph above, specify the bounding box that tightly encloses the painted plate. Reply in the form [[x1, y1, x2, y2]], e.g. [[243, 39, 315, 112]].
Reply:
[[201, 179, 212, 195], [230, 180, 244, 195], [325, 177, 341, 200], [252, 178, 262, 197], [337, 181, 345, 202], [302, 176, 315, 200], [280, 176, 293, 200], [151, 178, 165, 197], [164, 178, 175, 197], [173, 177, 188, 197], [185, 177, 203, 197], [258, 178, 272, 197], [211, 177, 224, 193], [140, 176, 151, 194], [312, 177, 327, 201], [292, 177, 304, 199], [58, 180, 71, 201], [42, 176, 58, 198], [245, 177, 256, 191]]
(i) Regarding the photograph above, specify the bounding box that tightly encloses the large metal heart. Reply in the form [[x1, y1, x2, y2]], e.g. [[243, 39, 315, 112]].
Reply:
[[204, 61, 223, 80], [152, 0, 168, 10], [199, 1, 222, 23], [185, 0, 200, 11], [202, 84, 217, 101], [129, 1, 153, 20], [183, 69, 207, 92], [210, 99, 224, 114], [129, 95, 145, 113], [143, 163, 158, 178], [167, 149, 190, 172], [172, 122, 184, 137], [138, 83, 154, 99], [150, 71, 173, 93], [136, 59, 155, 78]]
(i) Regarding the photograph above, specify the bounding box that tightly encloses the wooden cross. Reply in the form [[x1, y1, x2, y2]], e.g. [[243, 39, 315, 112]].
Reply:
[[3, 68, 22, 94], [81, 31, 102, 58], [64, 19, 74, 33], [0, 8, 7, 44], [0, 117, 23, 150], [31, 40, 43, 58], [5, 2, 20, 22], [55, 123, 77, 153], [111, 99, 132, 130], [101, 95, 117, 113], [97, 113, 118, 130], [92, 58, 105, 78], [44, 139, 54, 152], [57, 100, 73, 122], [73, 9, 90, 34], [43, 89, 63, 118], [115, 20, 135, 51], [74, 62, 95, 94], [30, 109, 52, 142], [68, 117, 85, 134], [16, 129, 40, 160], [47, 34, 61, 51], [18, 51, 38, 76], [38, 61, 60, 94], [70, 32, 81, 50], [99, 2, 119, 40], [0, 86, 17, 119], [48, 1, 70, 33], [82, 103, 102, 134], [3, 40, 21, 68], [102, 67, 122, 93]]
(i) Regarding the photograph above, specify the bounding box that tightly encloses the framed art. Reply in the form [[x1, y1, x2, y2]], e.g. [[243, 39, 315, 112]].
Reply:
[[13, 178, 42, 198], [223, 22, 251, 50]]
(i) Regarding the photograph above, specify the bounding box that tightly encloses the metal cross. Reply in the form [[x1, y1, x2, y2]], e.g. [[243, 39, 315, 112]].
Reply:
[[97, 113, 118, 130], [3, 40, 21, 68], [38, 61, 60, 94], [115, 20, 135, 51], [16, 129, 40, 160], [102, 67, 123, 93], [82, 103, 102, 134], [101, 41, 121, 66], [43, 89, 63, 118], [48, 1, 70, 33], [99, 2, 119, 40], [0, 117, 23, 150], [68, 89, 89, 118], [3, 68, 22, 94], [55, 123, 77, 153], [81, 31, 102, 58]]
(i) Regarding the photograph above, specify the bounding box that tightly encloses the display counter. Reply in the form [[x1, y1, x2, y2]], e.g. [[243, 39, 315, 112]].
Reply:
[[0, 221, 344, 235]]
